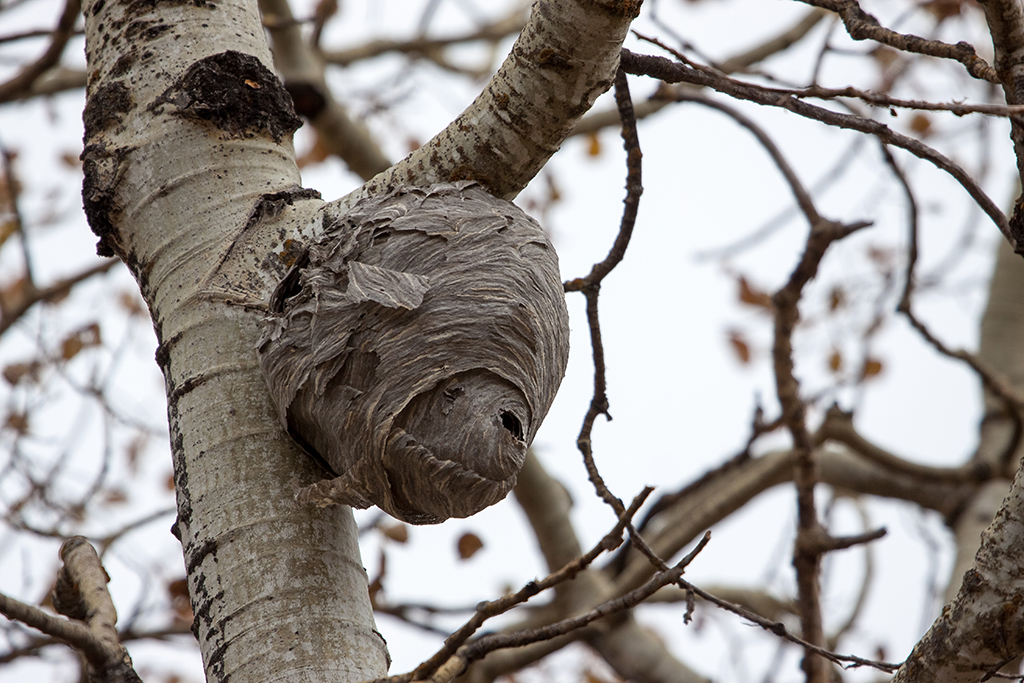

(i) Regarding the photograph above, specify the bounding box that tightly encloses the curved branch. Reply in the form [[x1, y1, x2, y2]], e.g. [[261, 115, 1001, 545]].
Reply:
[[797, 0, 998, 83], [335, 0, 641, 208], [620, 49, 1014, 248], [259, 0, 391, 180], [319, 6, 528, 67]]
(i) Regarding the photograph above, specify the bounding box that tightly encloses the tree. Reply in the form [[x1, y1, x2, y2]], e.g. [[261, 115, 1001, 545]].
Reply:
[[2, 1, 1024, 682]]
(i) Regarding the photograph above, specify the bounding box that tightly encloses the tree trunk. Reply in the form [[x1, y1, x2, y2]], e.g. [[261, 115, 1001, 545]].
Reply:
[[80, 0, 640, 680]]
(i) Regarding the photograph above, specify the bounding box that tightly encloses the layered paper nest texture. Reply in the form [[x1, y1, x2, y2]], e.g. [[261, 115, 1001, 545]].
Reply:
[[258, 182, 570, 524]]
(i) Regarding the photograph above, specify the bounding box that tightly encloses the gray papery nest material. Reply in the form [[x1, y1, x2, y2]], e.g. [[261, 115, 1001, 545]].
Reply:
[[257, 182, 570, 524]]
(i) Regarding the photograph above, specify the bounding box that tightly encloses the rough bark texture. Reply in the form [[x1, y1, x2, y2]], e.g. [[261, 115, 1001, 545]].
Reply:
[[79, 0, 638, 678], [79, 0, 389, 680], [258, 182, 570, 524], [894, 464, 1024, 682]]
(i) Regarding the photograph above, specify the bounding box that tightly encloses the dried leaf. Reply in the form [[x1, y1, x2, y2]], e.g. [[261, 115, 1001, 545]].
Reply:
[[4, 411, 28, 434], [3, 360, 39, 385], [61, 335, 83, 360], [103, 488, 128, 505], [0, 219, 16, 250], [866, 245, 894, 269], [59, 151, 81, 168], [168, 578, 193, 622], [368, 548, 386, 603], [166, 472, 176, 491], [125, 434, 147, 474], [922, 0, 963, 20], [0, 277, 27, 314], [119, 290, 146, 317], [828, 286, 845, 311], [727, 330, 751, 364], [381, 523, 408, 543], [828, 348, 843, 374], [586, 132, 601, 157], [737, 276, 773, 310], [861, 358, 884, 380], [871, 46, 899, 69], [60, 323, 102, 360], [457, 532, 483, 560], [909, 114, 932, 137]]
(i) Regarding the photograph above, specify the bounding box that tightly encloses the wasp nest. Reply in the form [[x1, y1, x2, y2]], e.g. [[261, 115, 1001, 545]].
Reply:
[[257, 182, 570, 524]]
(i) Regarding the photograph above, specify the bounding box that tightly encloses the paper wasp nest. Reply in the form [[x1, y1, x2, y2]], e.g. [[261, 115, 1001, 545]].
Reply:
[[257, 182, 570, 524]]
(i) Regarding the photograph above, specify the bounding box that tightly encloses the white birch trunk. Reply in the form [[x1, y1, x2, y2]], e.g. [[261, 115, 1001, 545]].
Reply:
[[80, 0, 640, 680]]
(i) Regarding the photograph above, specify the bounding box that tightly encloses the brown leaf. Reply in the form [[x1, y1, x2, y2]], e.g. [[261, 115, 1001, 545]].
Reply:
[[871, 46, 899, 69], [125, 434, 147, 474], [922, 0, 963, 20], [61, 335, 83, 360], [860, 358, 884, 380], [0, 277, 27, 314], [4, 411, 28, 434], [103, 488, 129, 505], [586, 132, 601, 157], [909, 114, 932, 137], [737, 276, 773, 310], [457, 532, 483, 560], [166, 472, 177, 491], [828, 348, 843, 374], [3, 360, 39, 385], [168, 578, 193, 623], [828, 286, 845, 311], [59, 151, 81, 168], [727, 330, 751, 365], [0, 219, 16, 250], [60, 323, 102, 360], [381, 523, 408, 544], [119, 290, 147, 317]]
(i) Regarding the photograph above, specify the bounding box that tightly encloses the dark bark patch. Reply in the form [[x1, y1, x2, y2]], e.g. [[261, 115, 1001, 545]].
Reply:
[[537, 47, 572, 72], [126, 0, 216, 11], [245, 186, 322, 233], [125, 18, 172, 42], [83, 80, 131, 135], [110, 51, 136, 78], [158, 51, 302, 142], [283, 81, 327, 119], [80, 142, 130, 258]]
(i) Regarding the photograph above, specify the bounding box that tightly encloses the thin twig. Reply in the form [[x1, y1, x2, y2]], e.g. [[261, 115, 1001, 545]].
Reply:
[[619, 49, 1014, 249], [0, 0, 81, 104], [772, 216, 871, 682], [795, 0, 999, 83], [365, 488, 655, 683]]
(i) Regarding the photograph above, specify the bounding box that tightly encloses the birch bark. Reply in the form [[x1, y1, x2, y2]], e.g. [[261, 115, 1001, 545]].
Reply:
[[79, 0, 640, 680]]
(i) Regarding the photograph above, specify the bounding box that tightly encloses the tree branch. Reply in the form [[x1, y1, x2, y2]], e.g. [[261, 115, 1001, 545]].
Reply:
[[0, 0, 81, 104], [0, 537, 142, 682]]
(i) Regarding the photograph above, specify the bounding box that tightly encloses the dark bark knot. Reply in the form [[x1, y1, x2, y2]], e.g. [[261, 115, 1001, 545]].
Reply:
[[257, 182, 570, 524], [156, 50, 302, 142]]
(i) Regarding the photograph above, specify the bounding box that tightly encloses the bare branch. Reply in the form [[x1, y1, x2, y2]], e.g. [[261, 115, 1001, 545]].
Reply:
[[619, 49, 1014, 248], [259, 0, 391, 180], [319, 6, 528, 67], [796, 0, 999, 83], [0, 0, 81, 104], [0, 537, 142, 682]]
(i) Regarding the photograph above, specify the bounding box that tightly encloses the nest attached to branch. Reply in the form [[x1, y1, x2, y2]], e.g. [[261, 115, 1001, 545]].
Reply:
[[257, 182, 570, 524]]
